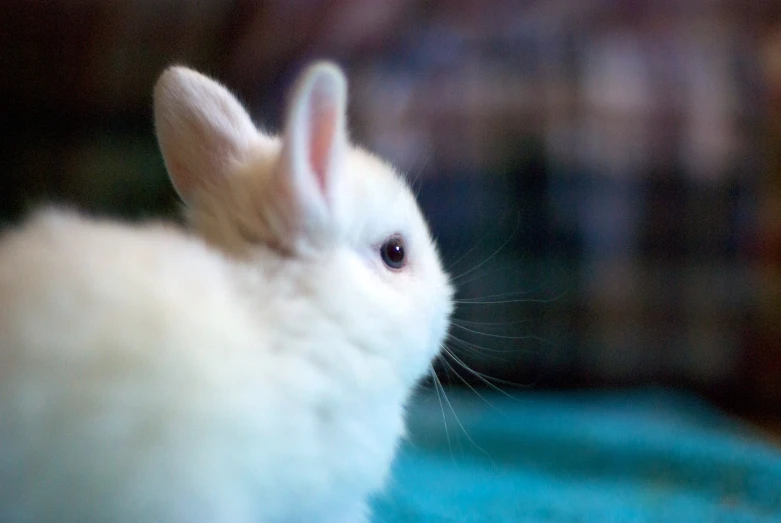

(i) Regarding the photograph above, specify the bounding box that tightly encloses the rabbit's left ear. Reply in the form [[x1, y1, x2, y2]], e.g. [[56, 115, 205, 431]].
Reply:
[[154, 66, 268, 204], [272, 62, 348, 242]]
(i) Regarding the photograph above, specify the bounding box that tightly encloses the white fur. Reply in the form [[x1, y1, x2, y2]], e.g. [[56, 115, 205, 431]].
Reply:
[[0, 63, 453, 522]]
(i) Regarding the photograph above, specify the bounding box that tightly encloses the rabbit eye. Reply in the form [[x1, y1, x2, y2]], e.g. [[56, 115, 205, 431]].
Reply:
[[380, 236, 405, 270]]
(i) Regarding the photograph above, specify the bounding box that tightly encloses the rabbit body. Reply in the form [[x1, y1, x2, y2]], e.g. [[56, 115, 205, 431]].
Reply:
[[0, 63, 452, 522]]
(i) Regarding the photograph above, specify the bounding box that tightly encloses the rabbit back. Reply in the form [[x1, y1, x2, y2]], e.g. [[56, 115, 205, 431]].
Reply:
[[0, 209, 396, 522]]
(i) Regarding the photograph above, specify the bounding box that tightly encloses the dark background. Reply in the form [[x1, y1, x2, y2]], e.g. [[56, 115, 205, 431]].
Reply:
[[2, 1, 780, 425]]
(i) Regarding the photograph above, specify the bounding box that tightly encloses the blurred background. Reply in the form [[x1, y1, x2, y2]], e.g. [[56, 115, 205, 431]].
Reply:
[[1, 0, 780, 426]]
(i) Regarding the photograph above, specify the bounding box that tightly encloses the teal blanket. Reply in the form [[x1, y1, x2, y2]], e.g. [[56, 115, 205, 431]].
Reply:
[[371, 389, 781, 522]]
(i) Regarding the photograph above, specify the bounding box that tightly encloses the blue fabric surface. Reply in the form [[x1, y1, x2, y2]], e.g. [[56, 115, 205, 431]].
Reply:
[[371, 388, 781, 522]]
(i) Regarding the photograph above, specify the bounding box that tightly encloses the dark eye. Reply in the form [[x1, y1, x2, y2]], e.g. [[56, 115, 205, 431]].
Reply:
[[380, 236, 406, 270]]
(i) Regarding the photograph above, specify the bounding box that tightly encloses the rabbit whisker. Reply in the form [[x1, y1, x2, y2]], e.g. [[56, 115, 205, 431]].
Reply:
[[450, 322, 553, 345], [431, 356, 495, 466], [429, 364, 454, 462], [441, 346, 523, 399], [449, 213, 520, 282]]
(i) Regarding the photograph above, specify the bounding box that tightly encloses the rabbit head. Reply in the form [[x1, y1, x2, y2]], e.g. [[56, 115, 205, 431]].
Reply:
[[154, 63, 453, 386]]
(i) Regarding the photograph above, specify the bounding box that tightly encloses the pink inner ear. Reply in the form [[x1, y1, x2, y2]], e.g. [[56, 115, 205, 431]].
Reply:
[[308, 89, 337, 194]]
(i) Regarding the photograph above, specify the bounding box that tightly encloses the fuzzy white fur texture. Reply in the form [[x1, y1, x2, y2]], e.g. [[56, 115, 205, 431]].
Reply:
[[0, 63, 453, 522]]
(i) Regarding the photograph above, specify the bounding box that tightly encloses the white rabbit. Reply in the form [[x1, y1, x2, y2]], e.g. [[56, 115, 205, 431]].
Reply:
[[0, 62, 453, 522]]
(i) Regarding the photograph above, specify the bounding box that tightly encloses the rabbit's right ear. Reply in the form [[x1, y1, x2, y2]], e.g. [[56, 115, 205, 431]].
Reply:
[[154, 66, 263, 204], [271, 62, 348, 244]]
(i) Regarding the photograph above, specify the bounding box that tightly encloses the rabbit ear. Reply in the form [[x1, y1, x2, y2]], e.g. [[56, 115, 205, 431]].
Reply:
[[154, 66, 263, 204], [274, 62, 348, 241]]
